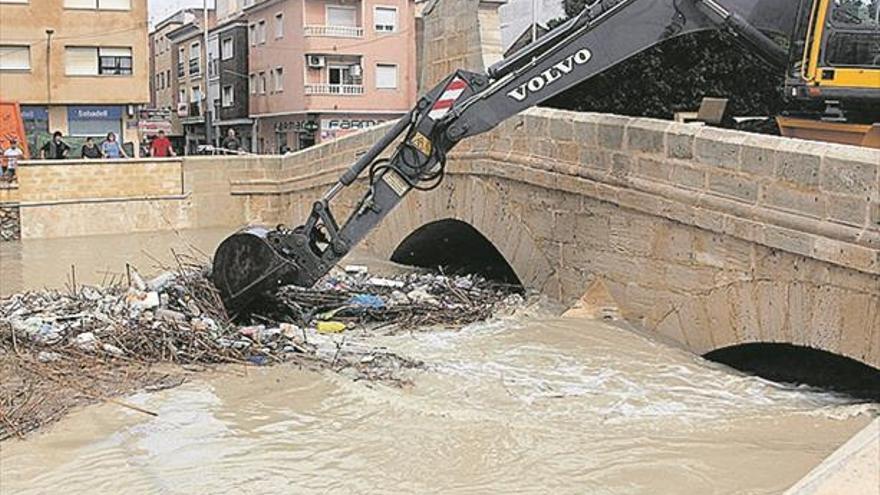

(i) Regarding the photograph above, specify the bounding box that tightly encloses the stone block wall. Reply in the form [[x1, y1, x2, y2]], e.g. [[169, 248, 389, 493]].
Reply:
[[419, 0, 505, 88], [17, 159, 184, 202], [0, 182, 19, 241], [12, 156, 263, 239], [228, 107, 879, 367]]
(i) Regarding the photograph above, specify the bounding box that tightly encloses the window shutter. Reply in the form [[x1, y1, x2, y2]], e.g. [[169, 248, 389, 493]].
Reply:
[[99, 47, 131, 57], [375, 64, 397, 89], [374, 8, 396, 31], [275, 13, 284, 38], [65, 47, 98, 75], [0, 46, 30, 70], [327, 7, 356, 27], [64, 0, 97, 8], [99, 0, 130, 10]]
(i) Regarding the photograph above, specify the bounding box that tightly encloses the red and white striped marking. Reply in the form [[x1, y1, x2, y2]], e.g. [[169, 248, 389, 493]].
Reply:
[[428, 77, 468, 120]]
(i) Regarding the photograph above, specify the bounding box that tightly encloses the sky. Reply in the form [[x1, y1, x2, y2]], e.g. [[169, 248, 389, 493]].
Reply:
[[149, 0, 215, 26]]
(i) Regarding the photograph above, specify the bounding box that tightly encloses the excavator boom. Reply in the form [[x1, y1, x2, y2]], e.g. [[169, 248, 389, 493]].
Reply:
[[211, 0, 865, 311]]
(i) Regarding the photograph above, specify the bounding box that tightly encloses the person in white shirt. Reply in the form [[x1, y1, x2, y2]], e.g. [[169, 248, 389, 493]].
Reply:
[[3, 138, 24, 180]]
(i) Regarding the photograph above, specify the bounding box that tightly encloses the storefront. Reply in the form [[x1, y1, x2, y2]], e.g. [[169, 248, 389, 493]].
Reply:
[[319, 116, 390, 142], [66, 105, 135, 158], [255, 113, 400, 155]]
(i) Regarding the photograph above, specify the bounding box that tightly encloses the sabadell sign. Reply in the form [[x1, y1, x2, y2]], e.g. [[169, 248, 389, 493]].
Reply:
[[67, 106, 124, 121]]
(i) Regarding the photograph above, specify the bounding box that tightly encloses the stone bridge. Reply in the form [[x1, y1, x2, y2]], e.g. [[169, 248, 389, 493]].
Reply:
[[232, 106, 880, 369]]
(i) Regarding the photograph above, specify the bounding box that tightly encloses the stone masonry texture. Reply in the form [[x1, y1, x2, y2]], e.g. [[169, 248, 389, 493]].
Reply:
[[226, 107, 880, 369]]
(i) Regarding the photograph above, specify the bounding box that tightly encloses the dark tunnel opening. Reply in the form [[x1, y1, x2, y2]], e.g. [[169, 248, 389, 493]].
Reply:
[[704, 343, 880, 402], [390, 219, 523, 287]]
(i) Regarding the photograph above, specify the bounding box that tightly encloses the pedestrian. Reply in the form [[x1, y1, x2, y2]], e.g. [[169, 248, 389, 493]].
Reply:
[[2, 138, 24, 180], [40, 131, 70, 160], [80, 137, 103, 159], [149, 130, 176, 157], [222, 128, 241, 153], [101, 132, 128, 159]]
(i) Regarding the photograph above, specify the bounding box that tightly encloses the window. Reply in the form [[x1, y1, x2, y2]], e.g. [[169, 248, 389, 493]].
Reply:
[[191, 85, 201, 103], [250, 73, 256, 94], [221, 37, 233, 60], [64, 0, 130, 10], [374, 6, 397, 32], [179, 88, 186, 103], [375, 63, 397, 89], [0, 45, 30, 70], [273, 67, 283, 92], [328, 64, 357, 87], [220, 85, 235, 107], [0, 0, 29, 4], [258, 20, 267, 44], [249, 24, 257, 46], [275, 13, 284, 38], [99, 47, 133, 75], [258, 71, 266, 94], [177, 46, 185, 76], [222, 85, 234, 106], [189, 42, 201, 75], [824, 0, 880, 68], [327, 6, 357, 27], [67, 47, 132, 76]]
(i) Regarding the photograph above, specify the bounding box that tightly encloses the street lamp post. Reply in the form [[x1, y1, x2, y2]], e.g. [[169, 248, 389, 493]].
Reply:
[[203, 0, 212, 147], [45, 29, 54, 104]]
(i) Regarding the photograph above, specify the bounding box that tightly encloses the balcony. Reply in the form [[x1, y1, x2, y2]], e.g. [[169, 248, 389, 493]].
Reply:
[[303, 25, 363, 38], [304, 84, 364, 95]]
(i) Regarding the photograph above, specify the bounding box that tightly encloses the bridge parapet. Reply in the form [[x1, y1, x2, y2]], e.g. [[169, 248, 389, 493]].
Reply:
[[232, 108, 879, 368]]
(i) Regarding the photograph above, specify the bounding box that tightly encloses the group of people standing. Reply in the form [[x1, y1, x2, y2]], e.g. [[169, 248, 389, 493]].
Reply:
[[40, 131, 129, 160], [1, 128, 244, 180]]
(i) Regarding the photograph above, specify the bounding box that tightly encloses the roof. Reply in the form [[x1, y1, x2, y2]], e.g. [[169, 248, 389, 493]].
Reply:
[[153, 8, 205, 33]]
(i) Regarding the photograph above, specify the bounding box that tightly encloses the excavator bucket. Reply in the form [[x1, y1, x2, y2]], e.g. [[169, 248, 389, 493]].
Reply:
[[211, 226, 299, 312]]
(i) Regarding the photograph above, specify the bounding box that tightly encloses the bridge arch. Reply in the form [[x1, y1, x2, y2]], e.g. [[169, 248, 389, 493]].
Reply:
[[390, 219, 522, 285], [364, 175, 557, 292], [705, 343, 880, 401]]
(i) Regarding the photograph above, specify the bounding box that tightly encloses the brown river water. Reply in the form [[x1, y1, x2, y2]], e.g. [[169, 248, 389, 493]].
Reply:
[[0, 228, 876, 494]]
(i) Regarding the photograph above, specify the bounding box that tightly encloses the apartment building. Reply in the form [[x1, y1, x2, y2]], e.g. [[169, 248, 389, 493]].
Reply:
[[0, 0, 149, 157], [148, 8, 203, 143], [246, 0, 417, 153], [165, 11, 215, 154], [208, 19, 252, 149]]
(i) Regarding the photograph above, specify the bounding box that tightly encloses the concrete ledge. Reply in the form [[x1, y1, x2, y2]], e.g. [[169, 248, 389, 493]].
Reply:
[[784, 418, 880, 495]]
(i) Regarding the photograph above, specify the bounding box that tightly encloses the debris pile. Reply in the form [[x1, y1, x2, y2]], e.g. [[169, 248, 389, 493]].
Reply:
[[0, 260, 524, 440], [256, 265, 525, 331]]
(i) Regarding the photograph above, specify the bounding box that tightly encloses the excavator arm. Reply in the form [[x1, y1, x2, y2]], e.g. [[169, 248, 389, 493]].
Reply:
[[213, 0, 794, 311]]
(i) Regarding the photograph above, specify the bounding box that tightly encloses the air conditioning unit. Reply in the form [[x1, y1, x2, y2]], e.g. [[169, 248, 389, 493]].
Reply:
[[307, 55, 325, 68], [349, 64, 362, 78]]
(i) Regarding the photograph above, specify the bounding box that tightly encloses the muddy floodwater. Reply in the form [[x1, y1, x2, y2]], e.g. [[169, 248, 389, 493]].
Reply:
[[0, 228, 876, 494]]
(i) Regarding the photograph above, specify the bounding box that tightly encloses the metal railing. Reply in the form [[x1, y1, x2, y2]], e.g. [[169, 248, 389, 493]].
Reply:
[[304, 84, 364, 95], [189, 58, 200, 76], [177, 62, 185, 77], [303, 25, 364, 38]]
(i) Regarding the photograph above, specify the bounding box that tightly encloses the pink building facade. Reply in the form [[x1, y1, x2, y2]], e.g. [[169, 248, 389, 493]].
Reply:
[[245, 0, 417, 153]]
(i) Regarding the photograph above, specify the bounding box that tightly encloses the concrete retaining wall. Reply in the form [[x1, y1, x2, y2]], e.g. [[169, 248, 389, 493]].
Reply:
[[8, 156, 269, 239]]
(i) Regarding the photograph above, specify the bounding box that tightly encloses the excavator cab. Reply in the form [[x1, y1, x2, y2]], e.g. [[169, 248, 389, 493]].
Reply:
[[780, 0, 880, 145]]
